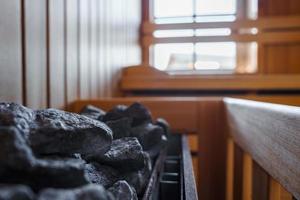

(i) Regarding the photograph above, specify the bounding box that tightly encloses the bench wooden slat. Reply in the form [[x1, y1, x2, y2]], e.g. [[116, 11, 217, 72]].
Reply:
[[224, 98, 300, 199]]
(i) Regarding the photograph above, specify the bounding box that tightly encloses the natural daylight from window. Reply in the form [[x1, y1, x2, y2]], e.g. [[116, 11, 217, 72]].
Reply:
[[151, 0, 258, 74]]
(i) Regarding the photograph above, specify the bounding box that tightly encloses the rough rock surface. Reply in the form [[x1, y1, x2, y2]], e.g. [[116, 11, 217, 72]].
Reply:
[[30, 158, 89, 189], [0, 127, 36, 171], [105, 118, 132, 139], [124, 102, 152, 127], [94, 137, 145, 172], [80, 105, 106, 121], [103, 103, 152, 127], [131, 123, 166, 158], [102, 105, 128, 122], [0, 126, 89, 190], [122, 152, 152, 195], [155, 118, 171, 138], [84, 163, 119, 188], [29, 109, 112, 157], [1, 159, 89, 191], [0, 184, 35, 200], [108, 181, 138, 200], [37, 184, 114, 200], [0, 103, 34, 139]]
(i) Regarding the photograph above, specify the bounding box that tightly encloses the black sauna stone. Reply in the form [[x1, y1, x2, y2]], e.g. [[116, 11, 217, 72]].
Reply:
[[0, 184, 35, 200], [108, 180, 138, 200], [1, 159, 89, 190], [102, 105, 128, 122], [155, 118, 171, 138], [37, 184, 114, 200], [30, 158, 89, 189], [95, 137, 145, 172], [80, 105, 106, 121], [84, 163, 120, 188], [131, 123, 166, 158], [122, 152, 152, 195], [103, 102, 152, 127], [105, 118, 132, 139], [29, 109, 113, 157], [0, 127, 36, 171], [0, 103, 34, 139], [124, 102, 152, 127]]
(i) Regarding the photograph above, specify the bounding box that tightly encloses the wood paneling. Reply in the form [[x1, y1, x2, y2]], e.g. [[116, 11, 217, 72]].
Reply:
[[121, 66, 300, 91], [0, 0, 141, 107], [65, 0, 79, 107], [264, 43, 300, 74], [252, 162, 269, 200], [24, 0, 47, 109], [259, 0, 300, 74], [78, 0, 90, 99], [90, 0, 98, 99], [48, 0, 65, 109], [197, 100, 227, 200], [0, 0, 23, 104], [225, 98, 300, 199], [269, 178, 293, 200], [233, 144, 243, 200], [242, 153, 252, 200], [259, 0, 300, 16]]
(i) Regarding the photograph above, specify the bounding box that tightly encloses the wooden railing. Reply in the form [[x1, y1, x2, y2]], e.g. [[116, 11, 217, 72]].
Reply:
[[224, 98, 300, 200]]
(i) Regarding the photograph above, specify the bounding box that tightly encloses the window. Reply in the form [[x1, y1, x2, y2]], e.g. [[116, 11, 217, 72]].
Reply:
[[148, 0, 258, 74]]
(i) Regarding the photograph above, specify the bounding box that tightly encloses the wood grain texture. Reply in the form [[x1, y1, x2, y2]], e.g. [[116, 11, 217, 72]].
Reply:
[[252, 161, 269, 200], [78, 0, 90, 99], [24, 0, 47, 109], [197, 100, 227, 200], [90, 0, 98, 99], [264, 43, 300, 74], [0, 0, 141, 107], [224, 98, 300, 199], [121, 66, 300, 91], [226, 138, 234, 200], [48, 0, 65, 109], [0, 0, 23, 103], [269, 178, 293, 200], [242, 153, 252, 200], [233, 144, 243, 200], [65, 0, 79, 107]]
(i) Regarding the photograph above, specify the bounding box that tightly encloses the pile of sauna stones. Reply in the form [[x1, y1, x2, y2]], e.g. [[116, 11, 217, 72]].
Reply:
[[0, 102, 169, 200]]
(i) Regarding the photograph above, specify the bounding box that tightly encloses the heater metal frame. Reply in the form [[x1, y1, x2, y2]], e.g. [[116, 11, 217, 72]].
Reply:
[[143, 134, 198, 200]]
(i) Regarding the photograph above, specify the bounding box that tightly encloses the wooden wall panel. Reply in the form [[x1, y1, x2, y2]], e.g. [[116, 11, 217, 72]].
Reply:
[[24, 0, 47, 109], [78, 0, 90, 99], [252, 161, 269, 200], [264, 43, 300, 74], [48, 0, 65, 109], [98, 0, 105, 97], [259, 0, 300, 16], [197, 100, 227, 200], [0, 0, 141, 106], [90, 0, 98, 99], [259, 0, 300, 74], [0, 0, 23, 104], [65, 0, 79, 107]]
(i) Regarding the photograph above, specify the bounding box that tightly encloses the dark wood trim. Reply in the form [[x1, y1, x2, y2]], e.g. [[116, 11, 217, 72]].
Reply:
[[252, 161, 269, 200], [20, 0, 27, 106], [233, 144, 243, 200], [45, 0, 50, 108]]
